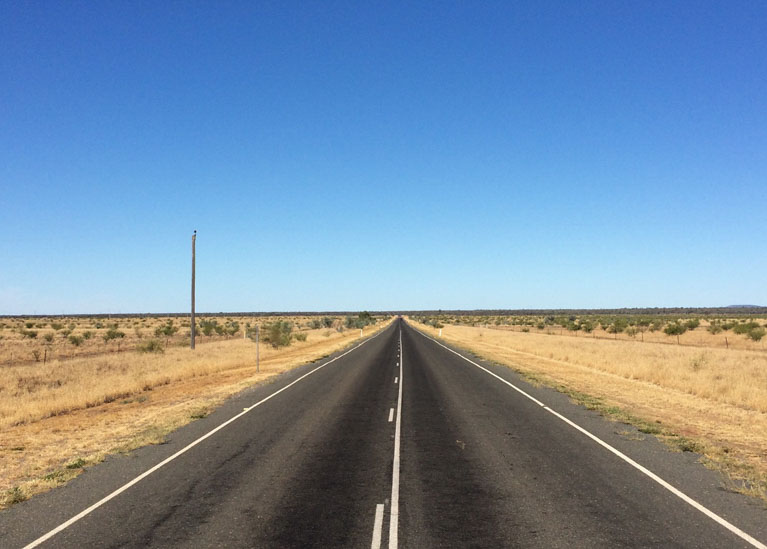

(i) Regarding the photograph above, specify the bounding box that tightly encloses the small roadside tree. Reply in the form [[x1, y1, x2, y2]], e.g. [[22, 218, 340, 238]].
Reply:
[[664, 322, 687, 344]]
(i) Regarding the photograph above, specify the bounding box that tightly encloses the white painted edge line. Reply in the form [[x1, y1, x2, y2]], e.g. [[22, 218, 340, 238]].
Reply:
[[371, 503, 384, 549], [388, 408, 395, 422], [24, 328, 388, 549], [388, 329, 404, 549], [413, 327, 767, 549]]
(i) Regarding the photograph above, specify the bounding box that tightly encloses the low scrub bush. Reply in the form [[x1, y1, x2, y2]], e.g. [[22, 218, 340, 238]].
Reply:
[[103, 328, 125, 342], [733, 321, 760, 335], [345, 311, 376, 330], [199, 319, 218, 337], [607, 318, 628, 334], [707, 322, 723, 335], [263, 321, 293, 348], [137, 339, 164, 353], [684, 319, 700, 330], [154, 320, 179, 338], [664, 322, 687, 336]]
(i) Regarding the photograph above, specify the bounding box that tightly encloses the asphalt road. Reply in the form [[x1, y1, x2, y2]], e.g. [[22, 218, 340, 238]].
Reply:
[[2, 319, 766, 548]]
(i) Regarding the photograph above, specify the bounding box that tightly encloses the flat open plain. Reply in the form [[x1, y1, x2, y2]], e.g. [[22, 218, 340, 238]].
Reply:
[[1, 319, 766, 548]]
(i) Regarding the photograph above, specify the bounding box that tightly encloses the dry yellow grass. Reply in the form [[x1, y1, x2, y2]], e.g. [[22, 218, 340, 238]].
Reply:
[[411, 320, 767, 499], [0, 315, 344, 365], [0, 316, 393, 507], [468, 318, 767, 352]]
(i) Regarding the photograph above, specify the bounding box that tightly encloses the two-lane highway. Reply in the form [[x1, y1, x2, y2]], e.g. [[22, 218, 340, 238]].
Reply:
[[1, 318, 766, 547], [398, 324, 767, 547]]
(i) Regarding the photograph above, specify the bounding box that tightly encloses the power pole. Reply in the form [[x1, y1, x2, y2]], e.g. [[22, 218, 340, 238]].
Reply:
[[191, 230, 196, 350]]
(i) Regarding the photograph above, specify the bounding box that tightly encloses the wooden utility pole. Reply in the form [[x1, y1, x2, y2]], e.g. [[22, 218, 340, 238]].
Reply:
[[191, 230, 196, 350]]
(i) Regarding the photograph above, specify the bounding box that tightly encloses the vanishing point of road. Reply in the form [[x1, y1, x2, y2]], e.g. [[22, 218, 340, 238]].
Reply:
[[1, 319, 766, 548]]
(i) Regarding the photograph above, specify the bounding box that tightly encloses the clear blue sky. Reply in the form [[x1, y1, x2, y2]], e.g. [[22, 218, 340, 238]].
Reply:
[[2, 2, 766, 314]]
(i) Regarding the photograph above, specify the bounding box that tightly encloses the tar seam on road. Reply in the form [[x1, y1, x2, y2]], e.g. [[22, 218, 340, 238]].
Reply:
[[388, 329, 404, 549], [414, 327, 767, 549], [23, 328, 389, 549]]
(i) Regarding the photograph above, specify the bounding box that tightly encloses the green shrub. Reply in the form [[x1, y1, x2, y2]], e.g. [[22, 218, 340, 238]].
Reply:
[[707, 323, 723, 335], [345, 312, 376, 330], [154, 320, 179, 338], [103, 328, 125, 342], [747, 327, 766, 342], [294, 332, 308, 342], [82, 331, 93, 340], [732, 321, 760, 335], [68, 335, 84, 346], [43, 333, 54, 343], [607, 319, 627, 334], [263, 320, 293, 348], [51, 322, 63, 330], [684, 319, 700, 330], [664, 322, 687, 336], [199, 319, 217, 337], [580, 320, 595, 333], [137, 339, 164, 353], [225, 321, 240, 336], [21, 329, 38, 339]]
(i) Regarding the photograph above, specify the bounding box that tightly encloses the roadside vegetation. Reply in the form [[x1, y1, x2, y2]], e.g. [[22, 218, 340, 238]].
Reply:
[[410, 312, 767, 503], [0, 313, 383, 367], [414, 310, 767, 350], [0, 313, 390, 508]]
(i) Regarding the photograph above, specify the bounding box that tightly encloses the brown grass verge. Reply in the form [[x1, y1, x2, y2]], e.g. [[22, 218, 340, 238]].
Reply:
[[474, 319, 767, 352], [411, 320, 767, 503], [0, 318, 392, 509]]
